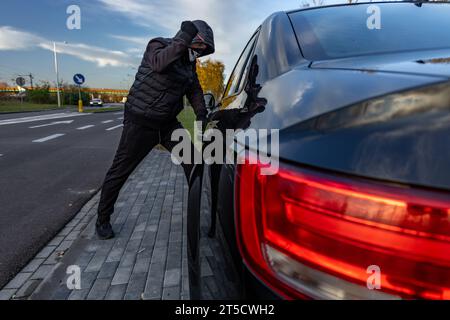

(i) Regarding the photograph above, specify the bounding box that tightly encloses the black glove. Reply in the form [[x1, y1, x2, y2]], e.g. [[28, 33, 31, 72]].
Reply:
[[181, 21, 198, 40]]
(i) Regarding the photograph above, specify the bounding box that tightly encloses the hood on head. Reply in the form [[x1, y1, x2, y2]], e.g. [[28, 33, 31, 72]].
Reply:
[[191, 20, 215, 57]]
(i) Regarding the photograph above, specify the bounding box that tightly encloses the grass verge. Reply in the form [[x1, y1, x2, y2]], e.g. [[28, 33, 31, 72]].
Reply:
[[177, 106, 196, 138], [0, 102, 59, 113]]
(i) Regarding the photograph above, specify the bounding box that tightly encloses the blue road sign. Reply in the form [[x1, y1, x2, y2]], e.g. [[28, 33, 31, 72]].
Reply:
[[73, 74, 85, 85]]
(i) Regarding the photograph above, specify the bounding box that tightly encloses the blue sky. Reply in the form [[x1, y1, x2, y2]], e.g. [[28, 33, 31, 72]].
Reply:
[[0, 0, 336, 89]]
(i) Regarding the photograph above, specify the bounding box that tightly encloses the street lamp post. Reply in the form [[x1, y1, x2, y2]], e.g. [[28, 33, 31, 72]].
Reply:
[[53, 42, 62, 107]]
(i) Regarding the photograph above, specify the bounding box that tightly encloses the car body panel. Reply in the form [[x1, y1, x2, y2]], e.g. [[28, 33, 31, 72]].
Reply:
[[278, 81, 450, 191], [311, 49, 450, 79], [192, 5, 450, 300], [244, 67, 445, 131]]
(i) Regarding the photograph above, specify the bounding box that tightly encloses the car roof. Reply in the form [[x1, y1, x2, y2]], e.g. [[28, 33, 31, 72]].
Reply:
[[285, 1, 447, 14]]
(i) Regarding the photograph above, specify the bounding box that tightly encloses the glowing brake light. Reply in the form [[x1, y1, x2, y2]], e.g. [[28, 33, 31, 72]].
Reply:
[[235, 160, 450, 300]]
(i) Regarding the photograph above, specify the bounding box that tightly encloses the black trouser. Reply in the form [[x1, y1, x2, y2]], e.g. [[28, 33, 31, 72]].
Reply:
[[97, 120, 195, 224]]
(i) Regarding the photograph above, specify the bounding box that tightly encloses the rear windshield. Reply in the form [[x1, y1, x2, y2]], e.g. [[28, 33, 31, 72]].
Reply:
[[289, 3, 450, 60]]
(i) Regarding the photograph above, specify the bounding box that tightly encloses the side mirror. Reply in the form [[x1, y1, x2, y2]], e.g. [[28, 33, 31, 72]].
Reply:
[[203, 93, 215, 111]]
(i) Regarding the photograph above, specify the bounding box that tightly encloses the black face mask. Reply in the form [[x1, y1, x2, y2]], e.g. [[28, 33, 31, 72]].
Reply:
[[188, 48, 202, 62]]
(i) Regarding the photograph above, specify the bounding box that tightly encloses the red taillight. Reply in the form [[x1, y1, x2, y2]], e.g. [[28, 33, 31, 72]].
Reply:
[[235, 159, 450, 300]]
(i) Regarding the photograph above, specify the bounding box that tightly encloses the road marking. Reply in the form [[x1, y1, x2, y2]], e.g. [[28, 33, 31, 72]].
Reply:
[[117, 117, 124, 120], [77, 125, 95, 130], [0, 113, 89, 126], [102, 120, 114, 124], [29, 120, 74, 129], [114, 112, 123, 115], [106, 124, 124, 131], [33, 134, 65, 143]]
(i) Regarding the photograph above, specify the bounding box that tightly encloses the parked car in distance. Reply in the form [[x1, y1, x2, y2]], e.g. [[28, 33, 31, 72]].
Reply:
[[90, 98, 103, 107], [187, 1, 450, 300]]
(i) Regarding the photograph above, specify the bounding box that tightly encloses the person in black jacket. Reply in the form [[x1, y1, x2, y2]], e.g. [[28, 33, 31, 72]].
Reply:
[[96, 20, 215, 240]]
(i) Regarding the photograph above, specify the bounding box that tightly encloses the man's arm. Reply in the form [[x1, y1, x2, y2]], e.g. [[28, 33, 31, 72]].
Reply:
[[186, 68, 208, 123], [146, 21, 198, 73]]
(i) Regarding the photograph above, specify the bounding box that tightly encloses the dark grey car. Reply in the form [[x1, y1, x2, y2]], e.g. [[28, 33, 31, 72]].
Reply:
[[188, 1, 450, 300]]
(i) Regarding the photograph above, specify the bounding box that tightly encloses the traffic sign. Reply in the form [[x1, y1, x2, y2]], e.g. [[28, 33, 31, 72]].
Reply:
[[16, 77, 26, 86], [73, 74, 85, 85]]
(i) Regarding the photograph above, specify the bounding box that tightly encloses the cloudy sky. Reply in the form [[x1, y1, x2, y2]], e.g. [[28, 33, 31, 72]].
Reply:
[[0, 0, 337, 89]]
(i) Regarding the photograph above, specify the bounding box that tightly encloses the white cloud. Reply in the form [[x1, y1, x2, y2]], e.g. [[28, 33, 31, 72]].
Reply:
[[100, 0, 302, 75], [111, 35, 148, 47], [0, 26, 135, 67], [0, 26, 41, 50]]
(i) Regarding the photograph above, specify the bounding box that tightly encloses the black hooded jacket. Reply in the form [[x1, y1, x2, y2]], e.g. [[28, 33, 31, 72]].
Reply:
[[125, 21, 215, 129]]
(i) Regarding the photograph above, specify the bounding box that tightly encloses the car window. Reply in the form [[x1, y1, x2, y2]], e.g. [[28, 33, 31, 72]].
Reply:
[[289, 3, 450, 60], [223, 32, 259, 99]]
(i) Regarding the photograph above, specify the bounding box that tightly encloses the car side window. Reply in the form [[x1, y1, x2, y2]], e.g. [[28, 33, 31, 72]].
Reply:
[[222, 32, 259, 99]]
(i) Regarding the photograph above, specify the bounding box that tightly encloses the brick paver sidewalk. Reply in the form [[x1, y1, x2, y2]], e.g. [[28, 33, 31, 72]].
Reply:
[[0, 150, 190, 300]]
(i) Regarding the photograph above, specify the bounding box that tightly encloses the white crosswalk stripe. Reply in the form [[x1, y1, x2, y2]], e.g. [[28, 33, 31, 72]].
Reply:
[[33, 134, 65, 143], [102, 120, 114, 124], [106, 124, 124, 131], [0, 113, 89, 126], [77, 125, 95, 130], [29, 120, 74, 129]]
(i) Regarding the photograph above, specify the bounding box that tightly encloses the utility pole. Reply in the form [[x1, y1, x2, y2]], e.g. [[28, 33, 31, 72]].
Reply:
[[53, 42, 62, 107]]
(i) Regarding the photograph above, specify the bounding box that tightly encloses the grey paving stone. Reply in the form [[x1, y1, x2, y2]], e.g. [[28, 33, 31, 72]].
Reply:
[[166, 254, 181, 271], [6, 151, 194, 301], [169, 231, 182, 243], [97, 261, 119, 279], [75, 251, 95, 268], [35, 246, 56, 259], [55, 240, 74, 253], [68, 289, 90, 300], [111, 267, 132, 286], [162, 286, 180, 300], [4, 273, 31, 289], [66, 218, 81, 228], [151, 246, 167, 264], [105, 284, 127, 300], [0, 289, 17, 300], [81, 272, 98, 291], [119, 253, 136, 268], [73, 221, 88, 232], [164, 269, 181, 288], [85, 253, 107, 273], [58, 226, 74, 237], [48, 236, 65, 247], [51, 285, 72, 300], [124, 273, 147, 300], [22, 258, 45, 273], [124, 239, 142, 254], [136, 247, 153, 260], [66, 230, 81, 241], [87, 278, 111, 300], [31, 265, 54, 280], [143, 262, 165, 298], [133, 258, 151, 275], [141, 285, 162, 300], [13, 279, 41, 299], [106, 243, 126, 262], [130, 231, 145, 241]]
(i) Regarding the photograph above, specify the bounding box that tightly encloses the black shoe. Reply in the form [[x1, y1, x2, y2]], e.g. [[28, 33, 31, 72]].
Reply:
[[96, 221, 115, 240]]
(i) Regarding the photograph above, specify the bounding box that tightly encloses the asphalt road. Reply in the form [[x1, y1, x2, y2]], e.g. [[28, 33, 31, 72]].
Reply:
[[0, 107, 125, 288]]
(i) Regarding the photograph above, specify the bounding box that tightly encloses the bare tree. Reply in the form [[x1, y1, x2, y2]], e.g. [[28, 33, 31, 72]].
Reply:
[[301, 0, 324, 8]]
